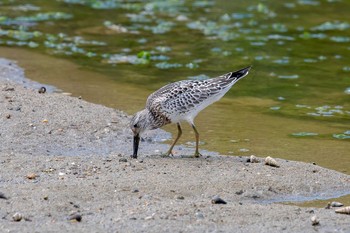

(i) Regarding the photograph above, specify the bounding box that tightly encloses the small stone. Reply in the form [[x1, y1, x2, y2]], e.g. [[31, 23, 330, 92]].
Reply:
[[0, 192, 7, 200], [26, 173, 38, 180], [144, 213, 155, 220], [3, 87, 15, 91], [38, 87, 46, 94], [195, 212, 204, 219], [119, 158, 128, 163], [175, 195, 185, 200], [249, 155, 259, 163], [265, 156, 279, 167], [335, 206, 350, 214], [311, 215, 319, 226], [235, 190, 244, 195], [132, 189, 139, 193], [43, 195, 49, 200], [68, 213, 82, 222], [211, 195, 227, 204], [6, 114, 11, 119], [330, 201, 344, 207], [12, 212, 22, 222], [325, 202, 331, 209]]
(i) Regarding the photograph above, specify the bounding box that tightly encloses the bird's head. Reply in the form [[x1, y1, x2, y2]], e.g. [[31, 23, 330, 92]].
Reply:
[[130, 109, 150, 136], [130, 109, 150, 158]]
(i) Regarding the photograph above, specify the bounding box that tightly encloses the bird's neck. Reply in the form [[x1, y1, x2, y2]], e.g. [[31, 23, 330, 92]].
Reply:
[[144, 109, 170, 130]]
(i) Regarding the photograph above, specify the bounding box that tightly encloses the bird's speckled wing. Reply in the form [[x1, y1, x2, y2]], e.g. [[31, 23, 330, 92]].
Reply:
[[145, 72, 238, 119]]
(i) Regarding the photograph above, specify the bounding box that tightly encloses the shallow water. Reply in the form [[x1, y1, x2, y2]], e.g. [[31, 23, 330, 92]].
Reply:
[[0, 1, 349, 177], [287, 193, 350, 209]]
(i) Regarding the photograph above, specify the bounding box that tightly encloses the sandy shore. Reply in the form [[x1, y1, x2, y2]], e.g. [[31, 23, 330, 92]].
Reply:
[[1, 58, 350, 232]]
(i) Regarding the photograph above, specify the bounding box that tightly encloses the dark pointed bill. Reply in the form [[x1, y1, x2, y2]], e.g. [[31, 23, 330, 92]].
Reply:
[[132, 134, 140, 159], [233, 66, 252, 80]]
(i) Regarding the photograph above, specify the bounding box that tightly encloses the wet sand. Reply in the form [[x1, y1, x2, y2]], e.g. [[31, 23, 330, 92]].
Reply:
[[1, 58, 350, 232]]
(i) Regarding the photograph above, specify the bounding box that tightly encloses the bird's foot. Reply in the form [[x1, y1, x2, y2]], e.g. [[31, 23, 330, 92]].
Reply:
[[193, 151, 202, 158], [161, 150, 174, 157]]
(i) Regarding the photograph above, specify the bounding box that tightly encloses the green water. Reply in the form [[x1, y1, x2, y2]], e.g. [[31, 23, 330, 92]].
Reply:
[[0, 0, 349, 177]]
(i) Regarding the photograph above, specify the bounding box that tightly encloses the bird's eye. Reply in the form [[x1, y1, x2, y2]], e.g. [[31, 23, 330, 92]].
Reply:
[[133, 124, 138, 128]]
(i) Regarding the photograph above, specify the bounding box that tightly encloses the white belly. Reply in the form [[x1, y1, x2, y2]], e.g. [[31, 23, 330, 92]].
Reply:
[[168, 89, 228, 125]]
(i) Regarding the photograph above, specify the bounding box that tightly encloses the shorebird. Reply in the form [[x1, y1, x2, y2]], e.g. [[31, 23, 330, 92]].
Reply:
[[130, 66, 251, 158]]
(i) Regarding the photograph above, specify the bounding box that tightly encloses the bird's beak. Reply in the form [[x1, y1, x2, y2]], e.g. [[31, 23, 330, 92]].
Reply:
[[132, 134, 140, 159], [235, 66, 252, 80]]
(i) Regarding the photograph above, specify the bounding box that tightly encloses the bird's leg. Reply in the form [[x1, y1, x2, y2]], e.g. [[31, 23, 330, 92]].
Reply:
[[165, 123, 182, 156], [191, 124, 202, 158]]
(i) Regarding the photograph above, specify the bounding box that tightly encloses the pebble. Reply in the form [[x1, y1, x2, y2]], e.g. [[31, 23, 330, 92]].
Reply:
[[265, 156, 279, 167], [311, 215, 319, 226], [144, 213, 155, 220], [12, 212, 22, 222], [334, 206, 350, 214], [70, 202, 80, 209], [0, 192, 7, 199], [330, 201, 343, 207], [211, 195, 227, 204], [175, 195, 185, 200], [119, 158, 128, 163], [235, 190, 244, 195], [325, 202, 331, 209], [38, 87, 46, 94], [248, 155, 259, 163], [195, 212, 204, 219], [3, 87, 15, 91], [68, 213, 82, 222], [26, 173, 38, 180]]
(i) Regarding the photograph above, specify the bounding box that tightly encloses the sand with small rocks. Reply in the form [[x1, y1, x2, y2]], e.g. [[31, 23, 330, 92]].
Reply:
[[1, 58, 350, 233]]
